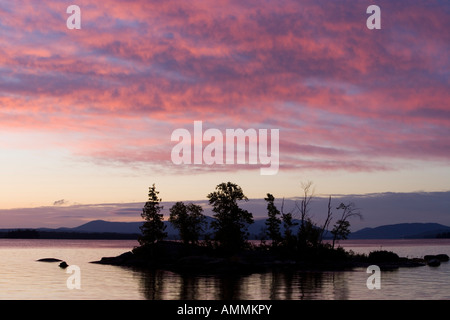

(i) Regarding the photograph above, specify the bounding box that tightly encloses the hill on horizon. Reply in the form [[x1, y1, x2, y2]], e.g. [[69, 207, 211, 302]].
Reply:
[[1, 220, 450, 240], [65, 217, 311, 240], [348, 222, 450, 239], [55, 220, 450, 240]]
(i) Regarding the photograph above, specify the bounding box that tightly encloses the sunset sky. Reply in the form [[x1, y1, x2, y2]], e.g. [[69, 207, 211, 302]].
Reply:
[[0, 1, 449, 228]]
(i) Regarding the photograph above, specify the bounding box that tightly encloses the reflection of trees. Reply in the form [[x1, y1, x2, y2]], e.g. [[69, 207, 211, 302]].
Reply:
[[179, 274, 198, 300], [217, 275, 243, 300], [294, 271, 350, 300], [139, 269, 166, 300], [138, 270, 246, 300], [297, 272, 324, 300], [330, 272, 350, 300], [275, 271, 296, 299], [137, 269, 351, 300], [268, 271, 326, 300]]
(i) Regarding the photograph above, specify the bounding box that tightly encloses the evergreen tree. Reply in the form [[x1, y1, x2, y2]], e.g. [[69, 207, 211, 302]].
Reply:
[[138, 184, 167, 246], [281, 210, 297, 249], [264, 193, 282, 246]]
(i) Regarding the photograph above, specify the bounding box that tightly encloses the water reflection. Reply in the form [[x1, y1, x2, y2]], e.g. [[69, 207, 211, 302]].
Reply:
[[136, 269, 356, 300]]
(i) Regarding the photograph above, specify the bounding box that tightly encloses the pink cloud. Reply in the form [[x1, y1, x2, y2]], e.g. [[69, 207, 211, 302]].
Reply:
[[0, 0, 448, 174]]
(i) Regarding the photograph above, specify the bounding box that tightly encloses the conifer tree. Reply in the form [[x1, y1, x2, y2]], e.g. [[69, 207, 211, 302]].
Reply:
[[264, 193, 282, 246], [139, 184, 167, 246]]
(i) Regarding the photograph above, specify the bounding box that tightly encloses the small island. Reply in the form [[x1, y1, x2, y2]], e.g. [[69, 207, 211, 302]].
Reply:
[[92, 240, 435, 275], [92, 182, 445, 274]]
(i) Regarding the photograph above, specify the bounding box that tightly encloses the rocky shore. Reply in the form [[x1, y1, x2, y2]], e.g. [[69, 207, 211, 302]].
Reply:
[[90, 241, 447, 275]]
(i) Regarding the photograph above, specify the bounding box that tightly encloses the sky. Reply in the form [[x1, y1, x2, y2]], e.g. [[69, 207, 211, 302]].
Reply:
[[0, 0, 449, 228]]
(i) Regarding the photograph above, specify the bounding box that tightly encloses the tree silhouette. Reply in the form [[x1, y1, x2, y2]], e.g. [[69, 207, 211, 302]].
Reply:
[[169, 201, 207, 245], [280, 198, 298, 249], [331, 202, 362, 248], [139, 184, 167, 246], [296, 181, 317, 249], [296, 181, 314, 232], [319, 196, 333, 243], [207, 182, 254, 252], [264, 193, 282, 246]]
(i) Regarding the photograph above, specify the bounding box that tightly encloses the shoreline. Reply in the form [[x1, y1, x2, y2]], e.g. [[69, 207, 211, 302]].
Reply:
[[90, 240, 439, 275]]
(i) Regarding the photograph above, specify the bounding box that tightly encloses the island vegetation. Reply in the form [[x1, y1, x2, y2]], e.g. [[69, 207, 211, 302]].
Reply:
[[93, 181, 435, 274]]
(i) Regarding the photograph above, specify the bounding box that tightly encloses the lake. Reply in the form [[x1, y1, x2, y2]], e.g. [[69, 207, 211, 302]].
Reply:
[[0, 238, 449, 300]]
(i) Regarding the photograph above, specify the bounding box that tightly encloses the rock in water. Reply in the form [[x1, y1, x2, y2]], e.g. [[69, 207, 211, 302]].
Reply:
[[424, 254, 449, 265], [37, 258, 63, 262], [436, 254, 449, 262], [427, 259, 440, 267]]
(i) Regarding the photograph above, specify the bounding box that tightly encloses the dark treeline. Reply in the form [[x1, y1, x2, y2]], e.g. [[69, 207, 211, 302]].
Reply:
[[138, 181, 363, 257], [104, 181, 428, 274], [93, 182, 433, 273], [436, 232, 450, 239]]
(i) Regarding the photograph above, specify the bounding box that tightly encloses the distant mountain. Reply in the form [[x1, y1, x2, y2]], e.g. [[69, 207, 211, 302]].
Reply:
[[69, 220, 143, 234], [348, 223, 450, 239], [1, 220, 449, 240], [62, 218, 326, 240]]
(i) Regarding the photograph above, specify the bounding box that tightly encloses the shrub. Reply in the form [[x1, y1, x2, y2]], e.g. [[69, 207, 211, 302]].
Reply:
[[368, 250, 399, 263]]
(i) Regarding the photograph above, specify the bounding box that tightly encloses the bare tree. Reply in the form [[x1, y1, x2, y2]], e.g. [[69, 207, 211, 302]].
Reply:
[[296, 181, 314, 228], [319, 196, 333, 243], [331, 202, 362, 248], [296, 181, 319, 248]]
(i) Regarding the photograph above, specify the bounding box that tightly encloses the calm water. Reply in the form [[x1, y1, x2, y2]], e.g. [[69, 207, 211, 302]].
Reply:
[[0, 238, 449, 300]]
